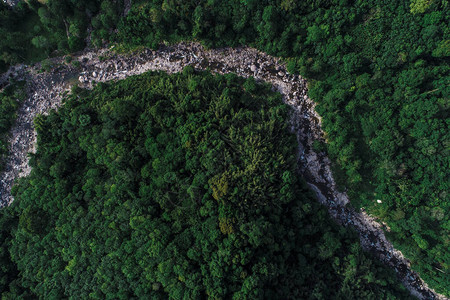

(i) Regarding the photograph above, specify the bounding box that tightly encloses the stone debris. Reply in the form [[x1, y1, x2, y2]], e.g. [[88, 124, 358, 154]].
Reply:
[[0, 42, 446, 300], [2, 0, 20, 7]]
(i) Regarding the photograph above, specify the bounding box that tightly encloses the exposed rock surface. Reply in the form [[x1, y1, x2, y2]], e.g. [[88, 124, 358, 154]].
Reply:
[[2, 0, 20, 6], [0, 42, 447, 300]]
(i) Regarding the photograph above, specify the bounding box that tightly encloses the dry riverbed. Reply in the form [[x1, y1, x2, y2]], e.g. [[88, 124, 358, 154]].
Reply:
[[0, 42, 447, 300]]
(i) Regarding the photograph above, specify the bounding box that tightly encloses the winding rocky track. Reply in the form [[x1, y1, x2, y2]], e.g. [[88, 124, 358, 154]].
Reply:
[[0, 42, 447, 300]]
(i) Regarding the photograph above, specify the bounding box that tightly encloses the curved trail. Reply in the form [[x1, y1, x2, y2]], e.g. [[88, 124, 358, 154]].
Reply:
[[0, 42, 446, 300]]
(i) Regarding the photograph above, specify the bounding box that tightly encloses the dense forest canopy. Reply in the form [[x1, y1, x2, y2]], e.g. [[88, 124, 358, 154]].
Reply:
[[0, 0, 448, 296], [115, 0, 450, 294], [0, 70, 412, 298], [0, 0, 121, 71]]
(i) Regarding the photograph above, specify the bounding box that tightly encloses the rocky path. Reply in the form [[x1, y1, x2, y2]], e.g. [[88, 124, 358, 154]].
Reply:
[[0, 42, 447, 300]]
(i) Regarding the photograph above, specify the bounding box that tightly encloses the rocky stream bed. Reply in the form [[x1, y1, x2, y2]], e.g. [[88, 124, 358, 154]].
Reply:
[[0, 42, 447, 300]]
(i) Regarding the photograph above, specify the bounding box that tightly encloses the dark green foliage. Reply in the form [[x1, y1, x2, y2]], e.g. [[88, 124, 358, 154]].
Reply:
[[0, 206, 32, 298], [1, 0, 448, 295], [0, 1, 45, 71], [0, 0, 123, 70], [1, 71, 411, 299], [115, 0, 450, 294]]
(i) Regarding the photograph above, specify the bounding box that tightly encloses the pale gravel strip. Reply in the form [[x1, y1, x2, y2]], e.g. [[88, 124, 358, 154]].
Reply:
[[0, 42, 447, 300]]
